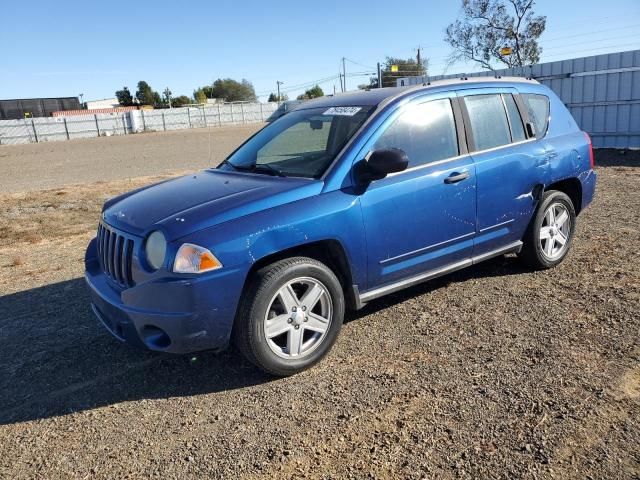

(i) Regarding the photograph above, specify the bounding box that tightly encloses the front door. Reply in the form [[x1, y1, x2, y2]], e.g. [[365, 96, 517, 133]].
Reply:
[[358, 94, 477, 290]]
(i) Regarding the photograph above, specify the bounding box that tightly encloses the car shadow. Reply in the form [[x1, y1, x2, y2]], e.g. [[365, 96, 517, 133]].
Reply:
[[0, 277, 273, 425], [0, 254, 528, 425]]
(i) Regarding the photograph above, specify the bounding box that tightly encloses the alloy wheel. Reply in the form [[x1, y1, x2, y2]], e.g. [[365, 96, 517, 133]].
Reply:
[[539, 202, 571, 261], [263, 277, 333, 359]]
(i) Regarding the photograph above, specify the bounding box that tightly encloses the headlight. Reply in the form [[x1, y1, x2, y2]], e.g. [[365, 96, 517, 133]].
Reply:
[[145, 230, 167, 270], [173, 243, 222, 274]]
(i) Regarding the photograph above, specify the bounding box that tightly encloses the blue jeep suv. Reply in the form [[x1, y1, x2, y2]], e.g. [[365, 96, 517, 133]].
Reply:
[[85, 77, 597, 375]]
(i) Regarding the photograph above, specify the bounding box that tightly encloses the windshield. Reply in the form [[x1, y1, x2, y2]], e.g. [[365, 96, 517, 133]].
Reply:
[[220, 105, 374, 178]]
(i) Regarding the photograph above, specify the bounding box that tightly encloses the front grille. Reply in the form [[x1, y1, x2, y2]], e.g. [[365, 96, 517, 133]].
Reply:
[[97, 222, 135, 288]]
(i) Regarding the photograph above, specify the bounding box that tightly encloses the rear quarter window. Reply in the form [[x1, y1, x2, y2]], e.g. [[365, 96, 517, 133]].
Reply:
[[522, 94, 550, 138]]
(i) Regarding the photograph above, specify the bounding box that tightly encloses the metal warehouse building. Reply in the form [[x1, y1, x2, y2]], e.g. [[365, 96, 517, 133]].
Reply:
[[398, 49, 640, 149], [0, 97, 81, 120]]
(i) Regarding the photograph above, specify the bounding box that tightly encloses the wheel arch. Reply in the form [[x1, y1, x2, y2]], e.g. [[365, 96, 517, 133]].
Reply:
[[239, 239, 359, 311], [545, 177, 583, 215]]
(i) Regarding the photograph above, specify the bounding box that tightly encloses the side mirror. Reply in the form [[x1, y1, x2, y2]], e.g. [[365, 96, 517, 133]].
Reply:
[[356, 148, 409, 183]]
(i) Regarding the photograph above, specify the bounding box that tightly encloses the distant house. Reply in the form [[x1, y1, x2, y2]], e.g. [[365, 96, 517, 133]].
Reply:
[[86, 98, 120, 110]]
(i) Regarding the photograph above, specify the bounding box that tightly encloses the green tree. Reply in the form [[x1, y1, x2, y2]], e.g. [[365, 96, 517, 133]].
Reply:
[[162, 87, 172, 106], [445, 0, 546, 70], [135, 81, 159, 106], [194, 89, 207, 104], [196, 78, 257, 102], [171, 95, 192, 107], [115, 86, 134, 106], [297, 85, 324, 100], [268, 92, 288, 102]]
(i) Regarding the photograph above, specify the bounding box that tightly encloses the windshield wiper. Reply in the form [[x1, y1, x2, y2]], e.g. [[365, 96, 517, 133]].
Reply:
[[252, 163, 286, 177], [219, 159, 285, 177], [219, 159, 245, 171]]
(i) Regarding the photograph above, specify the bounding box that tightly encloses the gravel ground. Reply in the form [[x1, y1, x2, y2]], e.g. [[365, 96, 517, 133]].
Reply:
[[0, 149, 638, 479], [0, 124, 262, 193]]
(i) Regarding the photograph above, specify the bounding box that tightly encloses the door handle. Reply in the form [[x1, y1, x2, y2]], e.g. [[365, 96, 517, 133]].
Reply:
[[444, 171, 470, 184]]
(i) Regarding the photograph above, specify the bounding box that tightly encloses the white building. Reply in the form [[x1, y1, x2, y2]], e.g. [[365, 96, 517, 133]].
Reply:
[[86, 98, 120, 110]]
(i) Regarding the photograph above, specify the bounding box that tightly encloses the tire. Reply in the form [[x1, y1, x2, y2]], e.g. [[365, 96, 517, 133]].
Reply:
[[520, 190, 577, 269], [233, 256, 345, 376]]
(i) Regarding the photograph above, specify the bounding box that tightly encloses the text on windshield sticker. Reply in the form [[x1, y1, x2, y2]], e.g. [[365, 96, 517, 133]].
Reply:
[[323, 106, 362, 116]]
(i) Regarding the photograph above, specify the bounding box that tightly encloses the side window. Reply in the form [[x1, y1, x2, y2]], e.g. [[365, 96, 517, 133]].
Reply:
[[463, 94, 511, 151], [373, 99, 458, 168], [503, 94, 526, 142], [522, 94, 550, 137]]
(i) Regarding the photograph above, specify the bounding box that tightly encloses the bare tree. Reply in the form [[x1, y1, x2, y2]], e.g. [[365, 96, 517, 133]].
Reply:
[[445, 0, 546, 70]]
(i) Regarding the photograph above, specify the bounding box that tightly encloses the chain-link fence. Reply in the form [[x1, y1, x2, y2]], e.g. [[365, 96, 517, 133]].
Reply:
[[0, 102, 278, 145]]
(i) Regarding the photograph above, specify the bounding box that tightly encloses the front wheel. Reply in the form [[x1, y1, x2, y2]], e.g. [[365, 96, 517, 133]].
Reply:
[[520, 190, 576, 269], [233, 257, 345, 376]]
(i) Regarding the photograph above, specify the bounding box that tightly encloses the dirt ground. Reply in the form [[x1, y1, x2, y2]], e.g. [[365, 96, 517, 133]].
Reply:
[[0, 145, 638, 479], [0, 124, 262, 193]]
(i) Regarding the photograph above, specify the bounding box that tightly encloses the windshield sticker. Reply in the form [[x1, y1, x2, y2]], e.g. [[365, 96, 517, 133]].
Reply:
[[323, 106, 362, 116]]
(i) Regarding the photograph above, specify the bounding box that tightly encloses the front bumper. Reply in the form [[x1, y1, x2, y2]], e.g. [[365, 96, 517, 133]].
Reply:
[[85, 238, 244, 354]]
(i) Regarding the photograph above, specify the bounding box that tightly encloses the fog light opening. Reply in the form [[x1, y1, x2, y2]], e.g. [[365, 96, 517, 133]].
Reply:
[[141, 325, 171, 349]]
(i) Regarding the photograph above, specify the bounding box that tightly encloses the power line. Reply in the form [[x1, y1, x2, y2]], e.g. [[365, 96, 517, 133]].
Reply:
[[541, 33, 640, 52], [410, 30, 640, 70], [344, 57, 376, 70], [255, 74, 339, 95], [541, 42, 640, 60], [425, 41, 640, 76], [419, 22, 640, 66], [541, 23, 640, 42], [279, 76, 341, 94], [257, 23, 640, 98]]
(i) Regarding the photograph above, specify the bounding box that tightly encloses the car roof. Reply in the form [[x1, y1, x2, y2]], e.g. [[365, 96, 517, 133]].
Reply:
[[293, 76, 541, 111]]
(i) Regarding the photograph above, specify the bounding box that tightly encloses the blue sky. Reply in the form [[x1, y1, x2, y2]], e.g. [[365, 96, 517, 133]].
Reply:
[[1, 0, 639, 102]]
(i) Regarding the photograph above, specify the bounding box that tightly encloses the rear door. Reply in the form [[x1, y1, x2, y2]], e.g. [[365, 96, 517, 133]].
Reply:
[[458, 88, 543, 256]]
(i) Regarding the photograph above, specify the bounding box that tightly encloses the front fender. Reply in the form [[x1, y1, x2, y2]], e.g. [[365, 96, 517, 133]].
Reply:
[[175, 190, 368, 291]]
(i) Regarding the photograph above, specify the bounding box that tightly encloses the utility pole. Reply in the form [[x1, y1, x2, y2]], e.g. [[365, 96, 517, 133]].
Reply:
[[416, 45, 425, 79], [377, 62, 382, 88], [276, 81, 284, 105], [342, 57, 347, 92]]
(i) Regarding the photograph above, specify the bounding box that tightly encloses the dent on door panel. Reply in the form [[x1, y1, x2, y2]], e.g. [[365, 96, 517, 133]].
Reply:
[[472, 144, 544, 254]]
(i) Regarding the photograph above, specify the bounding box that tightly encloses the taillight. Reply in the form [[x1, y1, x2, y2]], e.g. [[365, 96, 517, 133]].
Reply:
[[584, 131, 595, 169]]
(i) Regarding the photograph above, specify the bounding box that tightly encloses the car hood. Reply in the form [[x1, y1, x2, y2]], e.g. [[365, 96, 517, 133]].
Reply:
[[102, 170, 322, 240]]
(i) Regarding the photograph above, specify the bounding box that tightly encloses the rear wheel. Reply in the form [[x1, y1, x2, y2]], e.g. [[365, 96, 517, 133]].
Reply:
[[520, 190, 576, 269], [234, 257, 344, 376]]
